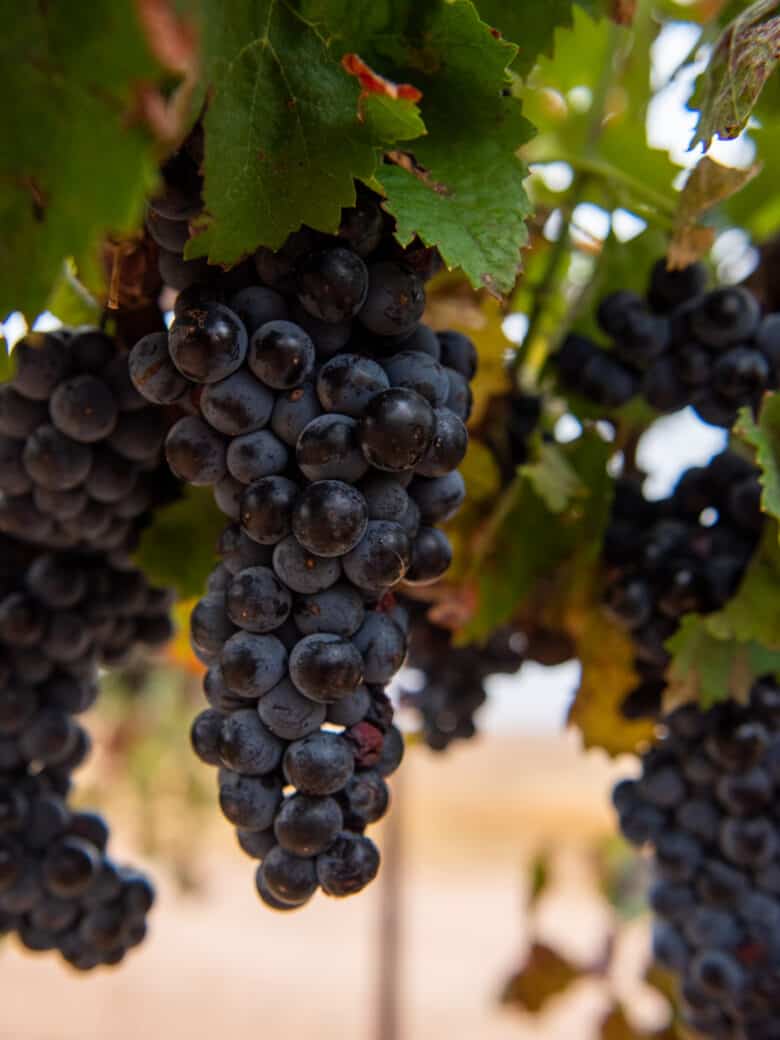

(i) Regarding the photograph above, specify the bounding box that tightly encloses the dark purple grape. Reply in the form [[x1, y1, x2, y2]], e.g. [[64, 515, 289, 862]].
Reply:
[[249, 321, 315, 389], [296, 247, 368, 323], [169, 303, 248, 383]]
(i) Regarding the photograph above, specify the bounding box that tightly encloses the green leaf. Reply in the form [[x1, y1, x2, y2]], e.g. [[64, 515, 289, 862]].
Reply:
[[666, 613, 780, 709], [46, 261, 101, 327], [188, 0, 424, 263], [474, 1, 582, 77], [690, 0, 780, 149], [133, 487, 224, 600], [375, 3, 534, 294], [524, 442, 583, 513], [0, 338, 11, 383], [735, 395, 780, 521], [704, 522, 780, 646], [0, 2, 165, 321], [460, 432, 611, 641]]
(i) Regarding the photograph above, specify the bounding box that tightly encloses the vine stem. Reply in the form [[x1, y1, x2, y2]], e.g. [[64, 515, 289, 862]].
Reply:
[[375, 764, 403, 1040], [531, 154, 677, 219], [511, 20, 627, 384]]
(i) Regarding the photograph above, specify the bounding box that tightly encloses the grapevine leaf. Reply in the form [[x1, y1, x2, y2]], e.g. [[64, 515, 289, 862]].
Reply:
[[290, 2, 534, 293], [735, 395, 780, 521], [525, 442, 583, 514], [0, 3, 168, 321], [474, 1, 583, 77], [689, 0, 780, 150], [501, 943, 581, 1013], [568, 610, 654, 756], [188, 0, 424, 263], [459, 433, 611, 642], [668, 157, 761, 269], [375, 2, 534, 295], [704, 522, 780, 646], [46, 261, 101, 327], [133, 487, 224, 599], [665, 613, 780, 709]]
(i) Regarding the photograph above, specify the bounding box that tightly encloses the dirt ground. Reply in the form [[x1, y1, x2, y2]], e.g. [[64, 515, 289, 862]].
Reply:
[[0, 733, 664, 1040]]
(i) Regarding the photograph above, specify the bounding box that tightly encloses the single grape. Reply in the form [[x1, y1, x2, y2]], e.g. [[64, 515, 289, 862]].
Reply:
[[229, 286, 289, 335], [342, 521, 411, 593], [296, 413, 368, 483], [404, 527, 453, 585], [220, 630, 288, 698], [384, 351, 449, 408], [12, 333, 71, 401], [200, 369, 274, 436], [415, 408, 467, 477], [316, 832, 379, 897], [256, 678, 327, 741], [262, 846, 318, 905], [275, 794, 343, 857], [0, 386, 48, 438], [296, 247, 369, 323], [169, 303, 248, 383], [316, 354, 389, 416], [240, 476, 299, 545], [359, 262, 425, 338], [226, 429, 288, 484], [0, 436, 31, 495], [218, 710, 284, 775], [293, 584, 365, 637], [271, 382, 323, 446], [249, 321, 315, 389], [359, 388, 435, 472], [165, 415, 227, 486], [128, 332, 190, 404], [352, 613, 406, 683], [218, 769, 282, 830], [292, 481, 368, 557], [689, 287, 761, 348], [437, 331, 477, 380], [282, 733, 355, 796], [23, 424, 93, 491], [409, 471, 465, 524], [289, 633, 364, 703], [226, 566, 292, 633], [272, 535, 341, 595]]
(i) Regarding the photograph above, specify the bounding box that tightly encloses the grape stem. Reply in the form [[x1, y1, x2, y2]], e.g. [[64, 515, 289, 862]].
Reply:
[[511, 21, 639, 383], [532, 154, 677, 220]]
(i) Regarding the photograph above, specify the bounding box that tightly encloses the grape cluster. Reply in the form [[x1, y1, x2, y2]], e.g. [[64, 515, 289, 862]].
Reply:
[[556, 260, 779, 428], [0, 770, 154, 970], [0, 325, 177, 966], [0, 533, 171, 967], [614, 683, 780, 1039], [603, 451, 762, 721], [402, 604, 525, 750], [131, 188, 477, 907], [0, 325, 175, 552]]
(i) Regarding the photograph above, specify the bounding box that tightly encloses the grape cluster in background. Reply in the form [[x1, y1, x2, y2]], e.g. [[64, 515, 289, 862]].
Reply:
[[604, 450, 763, 722], [556, 260, 780, 428], [0, 329, 176, 969], [131, 141, 477, 910], [615, 686, 780, 1039]]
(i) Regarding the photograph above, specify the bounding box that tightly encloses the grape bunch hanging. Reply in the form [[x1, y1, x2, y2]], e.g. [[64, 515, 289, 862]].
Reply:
[[615, 686, 780, 1039], [131, 148, 477, 910], [556, 260, 779, 427], [0, 328, 176, 969]]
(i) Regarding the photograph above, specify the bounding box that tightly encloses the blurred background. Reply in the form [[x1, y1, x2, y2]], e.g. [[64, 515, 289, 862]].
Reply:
[[0, 4, 765, 1037]]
